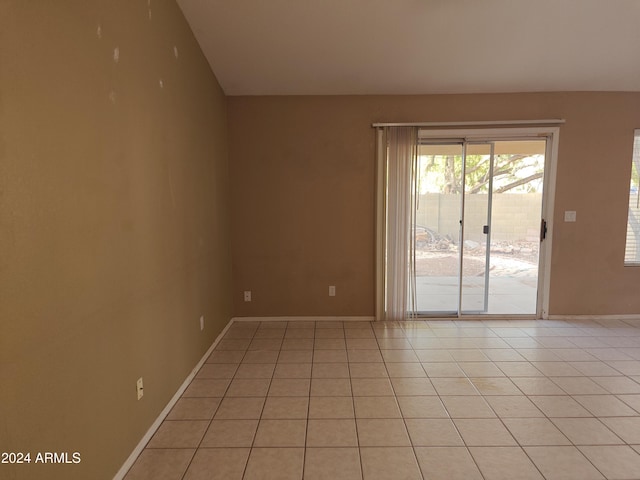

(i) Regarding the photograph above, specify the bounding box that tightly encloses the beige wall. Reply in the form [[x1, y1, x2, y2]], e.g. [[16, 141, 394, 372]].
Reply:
[[229, 93, 640, 316], [0, 1, 231, 479]]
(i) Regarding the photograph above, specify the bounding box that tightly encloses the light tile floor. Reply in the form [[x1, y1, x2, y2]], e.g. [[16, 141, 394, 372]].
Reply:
[[124, 318, 640, 480]]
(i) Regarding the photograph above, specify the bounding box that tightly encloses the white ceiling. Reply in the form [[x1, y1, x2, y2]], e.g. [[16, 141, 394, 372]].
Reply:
[[176, 0, 640, 96]]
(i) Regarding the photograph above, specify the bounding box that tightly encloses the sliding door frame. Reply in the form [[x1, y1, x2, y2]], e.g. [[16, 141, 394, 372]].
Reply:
[[376, 125, 560, 320]]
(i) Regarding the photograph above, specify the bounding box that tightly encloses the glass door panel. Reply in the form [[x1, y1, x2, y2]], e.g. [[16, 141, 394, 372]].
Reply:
[[486, 140, 546, 314], [414, 143, 463, 314], [461, 143, 492, 313]]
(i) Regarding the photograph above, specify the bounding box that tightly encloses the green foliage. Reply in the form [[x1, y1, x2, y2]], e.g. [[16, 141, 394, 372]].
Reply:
[[418, 154, 544, 194]]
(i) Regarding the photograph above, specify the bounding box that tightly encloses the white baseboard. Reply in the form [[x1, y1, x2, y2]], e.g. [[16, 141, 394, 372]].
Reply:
[[113, 318, 235, 480], [549, 314, 640, 321], [232, 316, 374, 322]]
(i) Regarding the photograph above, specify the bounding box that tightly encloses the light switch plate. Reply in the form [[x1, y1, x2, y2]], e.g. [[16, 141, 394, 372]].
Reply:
[[564, 211, 577, 222]]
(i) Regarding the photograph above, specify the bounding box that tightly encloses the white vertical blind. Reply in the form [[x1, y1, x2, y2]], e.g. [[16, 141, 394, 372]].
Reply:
[[625, 130, 640, 264], [383, 126, 418, 320]]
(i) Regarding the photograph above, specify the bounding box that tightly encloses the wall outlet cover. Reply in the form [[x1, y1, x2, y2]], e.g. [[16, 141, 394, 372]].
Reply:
[[136, 377, 144, 400], [564, 210, 577, 222]]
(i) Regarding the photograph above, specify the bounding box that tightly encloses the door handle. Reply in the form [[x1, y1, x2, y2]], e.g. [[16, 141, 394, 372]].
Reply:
[[483, 225, 489, 234], [540, 219, 547, 241]]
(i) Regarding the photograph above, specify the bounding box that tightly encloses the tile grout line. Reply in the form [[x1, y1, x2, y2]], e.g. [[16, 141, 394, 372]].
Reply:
[[226, 322, 259, 480], [232, 321, 265, 480], [301, 320, 316, 480], [346, 320, 366, 480]]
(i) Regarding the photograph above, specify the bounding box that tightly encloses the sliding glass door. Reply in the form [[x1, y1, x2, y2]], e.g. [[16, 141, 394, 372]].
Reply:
[[461, 143, 492, 313], [414, 137, 547, 316]]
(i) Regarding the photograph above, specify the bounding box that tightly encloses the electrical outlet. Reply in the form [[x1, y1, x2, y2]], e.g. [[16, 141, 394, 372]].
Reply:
[[329, 285, 336, 297], [136, 377, 144, 400], [564, 210, 577, 222], [200, 315, 204, 331], [244, 291, 252, 302]]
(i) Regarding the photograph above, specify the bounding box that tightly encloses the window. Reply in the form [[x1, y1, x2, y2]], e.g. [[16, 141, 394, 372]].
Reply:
[[625, 130, 640, 265]]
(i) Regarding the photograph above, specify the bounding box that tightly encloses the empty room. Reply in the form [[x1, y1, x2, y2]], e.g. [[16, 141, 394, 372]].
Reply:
[[3, 1, 640, 479]]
